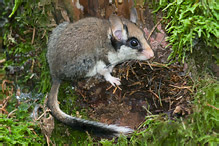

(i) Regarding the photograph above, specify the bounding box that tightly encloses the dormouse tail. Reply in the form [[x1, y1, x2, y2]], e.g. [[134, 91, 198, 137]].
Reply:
[[47, 80, 133, 137]]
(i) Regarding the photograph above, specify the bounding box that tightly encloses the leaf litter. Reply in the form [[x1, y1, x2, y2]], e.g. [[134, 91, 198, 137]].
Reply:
[[75, 61, 193, 130]]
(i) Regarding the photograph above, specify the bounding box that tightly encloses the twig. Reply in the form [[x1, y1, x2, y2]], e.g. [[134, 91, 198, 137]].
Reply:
[[140, 62, 169, 68], [152, 96, 158, 109], [169, 84, 193, 92], [147, 18, 162, 40], [131, 66, 139, 80], [0, 108, 8, 114], [45, 135, 50, 146], [176, 96, 183, 101], [77, 90, 86, 98], [106, 85, 113, 91], [142, 106, 153, 115], [7, 109, 18, 118], [112, 85, 122, 94], [36, 109, 51, 121], [31, 129, 39, 136], [3, 96, 11, 108], [122, 92, 128, 99], [2, 80, 14, 93], [128, 81, 141, 87], [0, 59, 6, 64], [117, 85, 122, 91], [148, 90, 159, 99], [206, 103, 219, 110], [137, 61, 142, 67], [129, 90, 140, 96], [158, 78, 163, 107], [113, 86, 118, 94], [31, 27, 35, 44], [126, 66, 130, 80], [41, 29, 46, 39], [147, 61, 153, 70]]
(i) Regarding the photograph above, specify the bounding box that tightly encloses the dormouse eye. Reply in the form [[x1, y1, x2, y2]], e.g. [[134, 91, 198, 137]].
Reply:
[[128, 38, 140, 48], [131, 39, 138, 47]]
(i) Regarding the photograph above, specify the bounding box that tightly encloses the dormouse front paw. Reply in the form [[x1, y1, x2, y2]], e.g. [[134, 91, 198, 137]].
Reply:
[[107, 76, 121, 86], [104, 73, 121, 86]]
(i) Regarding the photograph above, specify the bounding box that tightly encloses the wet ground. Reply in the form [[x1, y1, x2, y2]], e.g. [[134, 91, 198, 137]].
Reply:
[[75, 61, 193, 129]]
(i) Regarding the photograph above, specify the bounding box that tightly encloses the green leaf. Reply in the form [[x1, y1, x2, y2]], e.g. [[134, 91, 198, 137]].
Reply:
[[9, 0, 22, 18]]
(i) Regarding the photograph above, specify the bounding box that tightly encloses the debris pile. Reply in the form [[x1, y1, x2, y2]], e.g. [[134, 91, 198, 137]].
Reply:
[[75, 61, 193, 129]]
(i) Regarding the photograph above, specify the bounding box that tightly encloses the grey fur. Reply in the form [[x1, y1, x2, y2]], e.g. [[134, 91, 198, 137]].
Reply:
[[47, 18, 113, 81]]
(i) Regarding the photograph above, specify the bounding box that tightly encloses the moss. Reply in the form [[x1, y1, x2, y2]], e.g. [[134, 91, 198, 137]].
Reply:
[[153, 0, 218, 64], [2, 0, 218, 145]]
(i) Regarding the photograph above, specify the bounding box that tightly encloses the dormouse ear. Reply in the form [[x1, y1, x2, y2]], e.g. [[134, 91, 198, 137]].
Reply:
[[109, 15, 127, 41], [130, 7, 138, 24]]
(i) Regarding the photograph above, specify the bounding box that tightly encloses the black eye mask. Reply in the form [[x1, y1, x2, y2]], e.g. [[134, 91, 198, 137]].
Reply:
[[126, 37, 142, 51], [110, 36, 142, 52], [110, 24, 143, 52]]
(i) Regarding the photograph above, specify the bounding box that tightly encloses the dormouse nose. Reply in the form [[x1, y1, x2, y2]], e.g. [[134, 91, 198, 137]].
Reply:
[[142, 46, 154, 60], [147, 49, 154, 59]]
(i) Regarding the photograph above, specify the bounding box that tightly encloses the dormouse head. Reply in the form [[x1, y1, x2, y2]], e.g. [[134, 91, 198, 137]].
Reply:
[[108, 12, 154, 62]]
